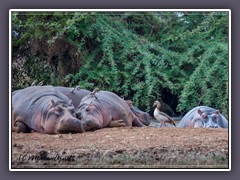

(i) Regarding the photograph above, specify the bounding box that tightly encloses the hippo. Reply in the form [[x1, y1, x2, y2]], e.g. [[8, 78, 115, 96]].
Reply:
[[75, 88, 145, 131], [54, 86, 90, 109], [12, 86, 85, 134], [125, 100, 151, 126], [178, 106, 228, 128]]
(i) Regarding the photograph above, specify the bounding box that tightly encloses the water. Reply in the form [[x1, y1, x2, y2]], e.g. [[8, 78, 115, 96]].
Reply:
[[149, 116, 182, 128]]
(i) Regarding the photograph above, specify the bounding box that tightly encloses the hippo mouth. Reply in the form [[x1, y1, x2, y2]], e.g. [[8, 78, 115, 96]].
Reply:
[[204, 123, 220, 128], [57, 118, 85, 133], [206, 125, 220, 128]]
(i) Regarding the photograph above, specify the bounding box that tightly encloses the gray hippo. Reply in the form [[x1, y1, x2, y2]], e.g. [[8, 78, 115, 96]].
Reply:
[[125, 100, 151, 126], [178, 106, 228, 128], [54, 86, 90, 109], [76, 88, 145, 131], [12, 86, 85, 134]]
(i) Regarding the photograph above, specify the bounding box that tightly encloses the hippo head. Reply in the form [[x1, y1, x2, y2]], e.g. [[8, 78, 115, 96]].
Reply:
[[45, 99, 84, 133], [126, 100, 133, 107], [75, 101, 106, 131], [194, 109, 221, 128]]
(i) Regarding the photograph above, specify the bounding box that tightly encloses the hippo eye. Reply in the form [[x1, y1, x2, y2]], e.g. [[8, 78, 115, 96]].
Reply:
[[76, 112, 82, 119], [213, 115, 218, 122], [201, 114, 207, 120], [55, 107, 62, 113]]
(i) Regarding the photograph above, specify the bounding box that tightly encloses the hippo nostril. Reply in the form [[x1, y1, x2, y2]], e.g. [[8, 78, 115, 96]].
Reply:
[[76, 112, 82, 120], [208, 125, 218, 128], [72, 112, 76, 118]]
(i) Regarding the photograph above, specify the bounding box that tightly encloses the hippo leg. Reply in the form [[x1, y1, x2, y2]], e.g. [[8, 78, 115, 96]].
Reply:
[[14, 121, 30, 133], [123, 112, 145, 127], [132, 116, 145, 127], [108, 120, 126, 128], [116, 113, 132, 127]]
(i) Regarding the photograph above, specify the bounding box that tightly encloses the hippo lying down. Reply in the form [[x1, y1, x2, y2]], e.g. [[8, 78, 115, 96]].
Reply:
[[76, 88, 146, 131], [178, 106, 228, 128], [12, 86, 85, 134], [54, 87, 150, 129], [12, 86, 150, 134]]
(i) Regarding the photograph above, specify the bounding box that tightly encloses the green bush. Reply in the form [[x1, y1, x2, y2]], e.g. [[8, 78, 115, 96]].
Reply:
[[11, 11, 229, 117]]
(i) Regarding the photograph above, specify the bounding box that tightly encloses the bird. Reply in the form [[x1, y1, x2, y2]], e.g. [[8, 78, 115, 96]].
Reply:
[[89, 87, 100, 99], [31, 80, 44, 86], [71, 85, 81, 93], [31, 80, 36, 86], [37, 81, 44, 86], [153, 100, 176, 127]]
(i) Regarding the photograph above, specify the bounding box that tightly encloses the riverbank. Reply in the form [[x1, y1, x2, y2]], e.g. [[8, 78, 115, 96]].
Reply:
[[11, 126, 229, 169]]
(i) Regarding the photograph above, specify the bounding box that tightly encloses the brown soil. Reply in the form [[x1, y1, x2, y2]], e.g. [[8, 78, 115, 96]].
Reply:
[[11, 126, 229, 169]]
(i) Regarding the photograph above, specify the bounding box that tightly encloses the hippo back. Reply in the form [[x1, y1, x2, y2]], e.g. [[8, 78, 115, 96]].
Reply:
[[178, 106, 228, 128], [54, 86, 90, 108], [79, 91, 129, 116], [12, 86, 70, 109], [12, 86, 70, 124]]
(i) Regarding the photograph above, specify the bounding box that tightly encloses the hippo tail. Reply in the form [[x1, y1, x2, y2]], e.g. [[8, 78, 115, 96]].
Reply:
[[158, 112, 176, 126]]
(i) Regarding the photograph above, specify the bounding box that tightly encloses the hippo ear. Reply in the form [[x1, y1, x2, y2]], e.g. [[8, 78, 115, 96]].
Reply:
[[51, 99, 55, 105], [48, 99, 55, 109], [215, 110, 220, 116], [128, 100, 133, 106], [198, 109, 203, 115], [86, 101, 94, 112], [126, 100, 132, 106]]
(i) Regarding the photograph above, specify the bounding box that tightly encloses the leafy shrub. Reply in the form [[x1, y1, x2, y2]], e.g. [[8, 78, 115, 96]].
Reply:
[[11, 11, 229, 117]]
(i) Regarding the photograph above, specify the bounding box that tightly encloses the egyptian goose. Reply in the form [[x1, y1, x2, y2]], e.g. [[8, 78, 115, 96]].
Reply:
[[153, 100, 176, 127]]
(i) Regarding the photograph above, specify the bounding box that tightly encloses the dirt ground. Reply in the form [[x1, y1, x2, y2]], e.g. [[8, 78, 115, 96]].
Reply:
[[11, 121, 229, 169]]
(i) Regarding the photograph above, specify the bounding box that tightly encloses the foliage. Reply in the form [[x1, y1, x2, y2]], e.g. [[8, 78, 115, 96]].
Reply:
[[11, 11, 229, 117], [177, 42, 228, 118]]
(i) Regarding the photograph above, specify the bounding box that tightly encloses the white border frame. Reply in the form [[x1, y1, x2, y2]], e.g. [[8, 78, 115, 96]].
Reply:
[[9, 9, 231, 171]]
